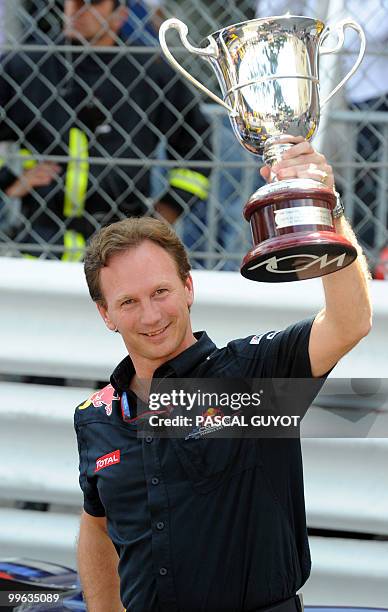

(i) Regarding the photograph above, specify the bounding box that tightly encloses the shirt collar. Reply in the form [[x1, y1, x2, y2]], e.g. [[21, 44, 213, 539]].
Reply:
[[110, 331, 217, 393]]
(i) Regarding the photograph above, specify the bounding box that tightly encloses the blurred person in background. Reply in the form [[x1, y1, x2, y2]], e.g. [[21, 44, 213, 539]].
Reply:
[[255, 0, 388, 277], [0, 0, 212, 259]]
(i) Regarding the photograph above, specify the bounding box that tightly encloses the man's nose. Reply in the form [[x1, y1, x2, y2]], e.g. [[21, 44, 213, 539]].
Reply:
[[139, 300, 162, 327]]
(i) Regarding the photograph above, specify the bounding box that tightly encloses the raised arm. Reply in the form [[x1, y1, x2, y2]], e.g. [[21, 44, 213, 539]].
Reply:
[[78, 511, 123, 612], [309, 213, 371, 375], [261, 138, 372, 377]]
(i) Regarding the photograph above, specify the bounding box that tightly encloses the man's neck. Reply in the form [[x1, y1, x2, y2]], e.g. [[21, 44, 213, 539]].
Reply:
[[130, 376, 151, 403], [129, 333, 197, 392]]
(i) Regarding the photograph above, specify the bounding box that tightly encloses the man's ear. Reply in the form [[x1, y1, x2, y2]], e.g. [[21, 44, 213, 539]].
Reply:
[[185, 274, 194, 309], [97, 302, 117, 332]]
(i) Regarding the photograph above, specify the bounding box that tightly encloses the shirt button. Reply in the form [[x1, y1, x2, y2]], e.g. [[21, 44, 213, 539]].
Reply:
[[145, 436, 153, 443], [151, 477, 159, 485], [156, 521, 165, 530], [159, 567, 168, 576]]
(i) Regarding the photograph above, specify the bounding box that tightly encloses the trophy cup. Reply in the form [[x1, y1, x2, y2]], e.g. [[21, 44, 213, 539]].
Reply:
[[159, 15, 366, 282]]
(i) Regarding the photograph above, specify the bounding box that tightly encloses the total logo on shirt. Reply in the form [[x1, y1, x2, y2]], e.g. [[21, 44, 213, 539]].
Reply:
[[95, 450, 121, 473]]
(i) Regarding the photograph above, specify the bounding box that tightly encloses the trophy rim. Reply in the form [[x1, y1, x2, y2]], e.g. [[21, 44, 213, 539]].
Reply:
[[205, 14, 325, 43]]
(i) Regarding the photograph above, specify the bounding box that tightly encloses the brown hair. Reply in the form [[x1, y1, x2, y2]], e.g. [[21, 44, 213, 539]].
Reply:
[[84, 217, 191, 304]]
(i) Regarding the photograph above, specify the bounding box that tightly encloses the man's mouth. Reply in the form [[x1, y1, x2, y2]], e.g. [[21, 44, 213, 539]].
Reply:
[[141, 324, 170, 338]]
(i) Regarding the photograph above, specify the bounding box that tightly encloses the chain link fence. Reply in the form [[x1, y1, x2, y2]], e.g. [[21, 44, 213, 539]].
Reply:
[[0, 0, 387, 273]]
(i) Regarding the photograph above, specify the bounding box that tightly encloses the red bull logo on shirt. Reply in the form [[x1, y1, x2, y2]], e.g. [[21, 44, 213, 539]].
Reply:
[[78, 384, 119, 416]]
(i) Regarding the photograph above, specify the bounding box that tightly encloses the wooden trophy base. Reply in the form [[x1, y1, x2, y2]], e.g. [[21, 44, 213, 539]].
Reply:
[[241, 179, 357, 283]]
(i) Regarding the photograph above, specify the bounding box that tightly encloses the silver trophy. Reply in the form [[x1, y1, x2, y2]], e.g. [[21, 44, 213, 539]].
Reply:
[[159, 15, 365, 282]]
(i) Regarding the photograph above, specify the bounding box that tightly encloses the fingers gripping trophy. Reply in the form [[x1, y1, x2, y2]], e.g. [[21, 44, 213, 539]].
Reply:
[[159, 15, 365, 282]]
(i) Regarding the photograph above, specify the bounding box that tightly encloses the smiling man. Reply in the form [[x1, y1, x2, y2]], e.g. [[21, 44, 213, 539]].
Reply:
[[96, 240, 195, 381], [74, 142, 372, 612]]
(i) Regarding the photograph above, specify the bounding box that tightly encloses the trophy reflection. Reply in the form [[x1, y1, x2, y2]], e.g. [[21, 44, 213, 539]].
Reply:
[[159, 15, 366, 282]]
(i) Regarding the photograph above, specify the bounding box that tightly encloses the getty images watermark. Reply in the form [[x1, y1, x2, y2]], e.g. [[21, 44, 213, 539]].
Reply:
[[122, 378, 388, 439], [146, 389, 300, 430], [123, 378, 323, 438]]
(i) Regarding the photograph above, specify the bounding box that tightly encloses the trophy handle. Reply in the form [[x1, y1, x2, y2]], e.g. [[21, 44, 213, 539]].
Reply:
[[319, 19, 366, 107], [159, 18, 236, 115]]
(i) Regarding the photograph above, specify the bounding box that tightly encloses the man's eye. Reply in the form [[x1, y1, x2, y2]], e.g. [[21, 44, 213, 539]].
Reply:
[[155, 288, 168, 295], [122, 299, 134, 306]]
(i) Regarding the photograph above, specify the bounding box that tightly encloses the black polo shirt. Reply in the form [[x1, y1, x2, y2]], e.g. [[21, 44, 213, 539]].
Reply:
[[74, 317, 326, 612]]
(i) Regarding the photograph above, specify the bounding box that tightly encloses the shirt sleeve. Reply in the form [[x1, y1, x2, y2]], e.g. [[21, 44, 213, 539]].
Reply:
[[226, 317, 329, 421], [0, 166, 18, 192], [74, 423, 106, 518], [226, 317, 315, 378], [260, 317, 315, 379], [262, 317, 329, 419]]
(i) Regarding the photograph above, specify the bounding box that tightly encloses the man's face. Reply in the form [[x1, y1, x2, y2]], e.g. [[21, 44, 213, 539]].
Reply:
[[97, 241, 195, 371], [63, 0, 123, 44]]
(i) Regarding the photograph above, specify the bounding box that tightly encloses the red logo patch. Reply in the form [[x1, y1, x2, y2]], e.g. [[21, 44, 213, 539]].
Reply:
[[95, 450, 121, 473], [79, 384, 119, 416]]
